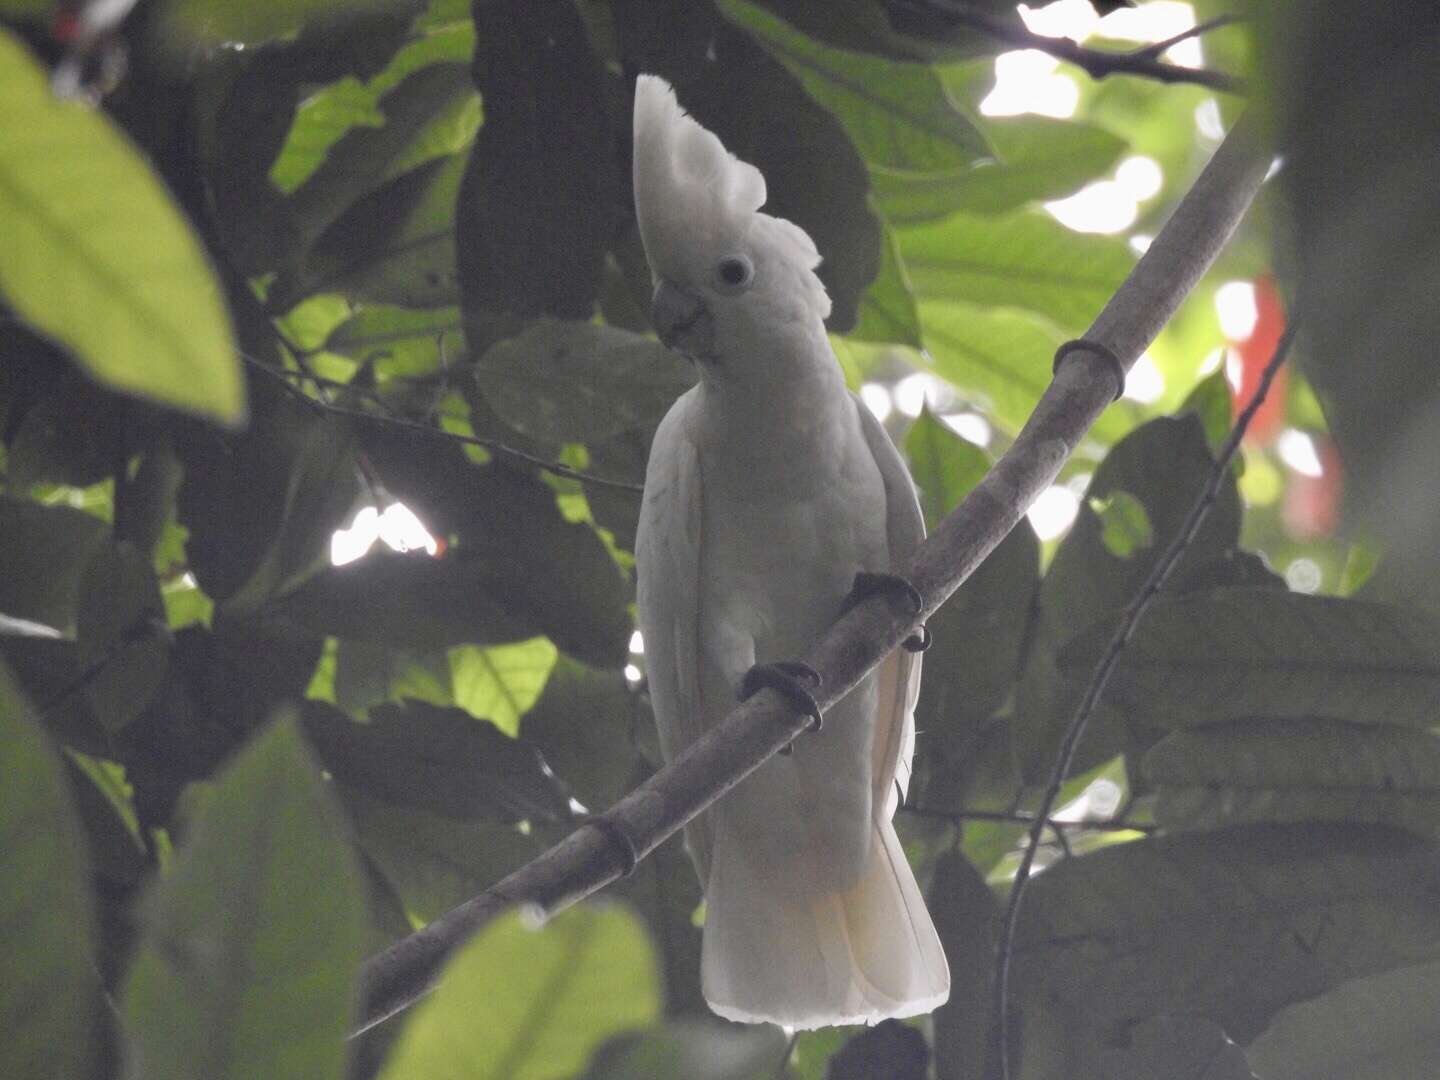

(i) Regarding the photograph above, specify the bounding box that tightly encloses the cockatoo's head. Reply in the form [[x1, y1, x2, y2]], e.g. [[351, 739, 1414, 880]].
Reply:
[[632, 74, 831, 370]]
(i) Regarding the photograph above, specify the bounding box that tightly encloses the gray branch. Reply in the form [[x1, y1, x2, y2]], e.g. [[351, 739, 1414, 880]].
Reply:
[[352, 110, 1273, 1038]]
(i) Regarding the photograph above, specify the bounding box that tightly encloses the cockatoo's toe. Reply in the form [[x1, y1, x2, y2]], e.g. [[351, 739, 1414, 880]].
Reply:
[[840, 571, 931, 652], [738, 661, 824, 740]]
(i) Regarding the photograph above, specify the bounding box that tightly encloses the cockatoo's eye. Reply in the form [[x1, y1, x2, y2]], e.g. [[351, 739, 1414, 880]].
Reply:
[[712, 254, 754, 293]]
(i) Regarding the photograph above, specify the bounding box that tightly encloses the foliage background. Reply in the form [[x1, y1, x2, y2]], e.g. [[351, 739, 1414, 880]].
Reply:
[[1, 0, 1437, 1077]]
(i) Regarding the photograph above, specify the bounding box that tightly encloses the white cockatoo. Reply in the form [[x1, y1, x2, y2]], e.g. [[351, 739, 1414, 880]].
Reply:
[[632, 73, 950, 1029]]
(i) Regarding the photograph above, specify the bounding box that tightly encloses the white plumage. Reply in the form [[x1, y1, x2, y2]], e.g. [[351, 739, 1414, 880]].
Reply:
[[632, 74, 949, 1029]]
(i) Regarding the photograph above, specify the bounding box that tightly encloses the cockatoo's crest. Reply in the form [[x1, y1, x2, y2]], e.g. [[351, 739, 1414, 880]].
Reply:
[[633, 74, 830, 319]]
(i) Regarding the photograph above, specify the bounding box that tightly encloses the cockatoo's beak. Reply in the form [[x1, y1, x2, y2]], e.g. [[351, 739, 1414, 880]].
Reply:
[[652, 278, 714, 360]]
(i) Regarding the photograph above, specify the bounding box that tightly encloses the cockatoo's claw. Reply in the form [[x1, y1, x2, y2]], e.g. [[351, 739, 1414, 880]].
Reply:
[[739, 661, 824, 737], [583, 814, 640, 877], [842, 571, 932, 653]]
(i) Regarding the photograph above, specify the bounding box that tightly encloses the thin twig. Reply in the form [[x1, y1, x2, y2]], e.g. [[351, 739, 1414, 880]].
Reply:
[[1131, 14, 1240, 61], [900, 802, 1156, 833], [350, 112, 1272, 1038], [239, 353, 643, 494], [888, 0, 1245, 94], [992, 318, 1297, 1080]]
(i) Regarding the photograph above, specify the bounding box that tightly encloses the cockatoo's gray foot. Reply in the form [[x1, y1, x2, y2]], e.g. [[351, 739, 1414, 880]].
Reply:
[[842, 571, 931, 653], [739, 662, 824, 753]]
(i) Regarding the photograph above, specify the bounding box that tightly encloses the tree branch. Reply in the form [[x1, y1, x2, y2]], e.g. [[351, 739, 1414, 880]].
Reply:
[[887, 0, 1245, 94], [351, 111, 1272, 1038], [993, 313, 1297, 1080]]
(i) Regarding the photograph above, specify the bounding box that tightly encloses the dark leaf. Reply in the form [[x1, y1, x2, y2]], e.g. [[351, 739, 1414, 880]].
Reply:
[[1014, 824, 1440, 1042], [302, 698, 574, 822], [1058, 590, 1440, 730], [930, 850, 1000, 1080], [826, 1019, 929, 1080], [77, 542, 169, 733], [616, 0, 881, 331], [457, 0, 618, 321], [0, 662, 98, 1080], [849, 219, 923, 348], [582, 1020, 787, 1080], [0, 495, 109, 635], [521, 656, 642, 813]]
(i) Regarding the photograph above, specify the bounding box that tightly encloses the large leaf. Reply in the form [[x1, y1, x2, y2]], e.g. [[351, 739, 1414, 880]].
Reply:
[[582, 1020, 786, 1080], [1247, 960, 1440, 1080], [718, 0, 987, 171], [1013, 824, 1440, 1042], [0, 495, 109, 635], [0, 31, 243, 424], [76, 541, 169, 732], [0, 662, 97, 1080], [930, 850, 1000, 1080], [122, 716, 369, 1080], [163, 0, 409, 46], [378, 904, 661, 1080], [272, 549, 540, 650], [449, 637, 557, 736], [521, 656, 642, 813], [1266, 3, 1440, 613], [457, 0, 617, 322], [898, 209, 1135, 336], [1144, 718, 1440, 837], [1025, 1014, 1254, 1080], [1058, 590, 1440, 730], [848, 215, 923, 348], [303, 698, 574, 822], [474, 318, 696, 450], [1014, 414, 1240, 781], [616, 0, 880, 331]]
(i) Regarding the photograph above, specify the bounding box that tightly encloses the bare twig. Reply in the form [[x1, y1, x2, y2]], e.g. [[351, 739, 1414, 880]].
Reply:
[[351, 112, 1272, 1038], [993, 317, 1297, 1080], [888, 0, 1245, 94], [239, 353, 643, 494], [900, 802, 1156, 834]]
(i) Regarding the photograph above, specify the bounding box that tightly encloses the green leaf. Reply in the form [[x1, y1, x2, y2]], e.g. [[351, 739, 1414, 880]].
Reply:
[[0, 495, 109, 635], [450, 637, 558, 736], [1179, 368, 1233, 456], [916, 299, 1059, 431], [323, 303, 464, 378], [581, 1020, 786, 1080], [930, 851, 1000, 1080], [905, 407, 988, 531], [163, 0, 407, 46], [458, 0, 618, 321], [1058, 590, 1440, 730], [76, 541, 169, 732], [1247, 960, 1440, 1080], [272, 550, 540, 651], [378, 904, 661, 1080], [616, 0, 880, 331], [122, 715, 369, 1080], [718, 0, 987, 171], [1090, 490, 1154, 559], [0, 662, 98, 1080], [870, 101, 1127, 221], [1014, 824, 1440, 1042], [475, 319, 696, 450], [0, 31, 243, 424], [521, 656, 642, 813], [898, 209, 1135, 335], [302, 698, 574, 822], [848, 215, 923, 348], [1144, 718, 1440, 837]]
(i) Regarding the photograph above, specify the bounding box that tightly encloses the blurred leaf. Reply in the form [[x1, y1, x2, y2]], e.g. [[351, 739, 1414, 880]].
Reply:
[[614, 833, 706, 1017], [899, 209, 1134, 335], [930, 850, 1000, 1080], [163, 0, 411, 46], [1058, 590, 1440, 730], [1014, 414, 1239, 781], [0, 31, 243, 424], [342, 787, 541, 921], [1266, 3, 1440, 613], [1179, 368, 1233, 455], [1172, 550, 1285, 594], [458, 0, 618, 321], [1090, 490, 1154, 559], [449, 637, 557, 736], [360, 426, 632, 667], [870, 110, 1127, 221], [475, 318, 696, 450], [826, 1020, 929, 1079], [1054, 1015, 1254, 1080], [719, 0, 987, 171], [378, 904, 661, 1080], [616, 0, 880, 331], [1144, 718, 1440, 837], [273, 550, 540, 650], [582, 1020, 785, 1079], [76, 542, 169, 732], [0, 662, 98, 1080], [1248, 960, 1440, 1080], [302, 698, 573, 822], [849, 217, 923, 348], [5, 368, 125, 491], [323, 303, 464, 378], [522, 656, 641, 813], [1014, 824, 1440, 1042], [123, 716, 369, 1080], [0, 495, 109, 635], [905, 408, 987, 530]]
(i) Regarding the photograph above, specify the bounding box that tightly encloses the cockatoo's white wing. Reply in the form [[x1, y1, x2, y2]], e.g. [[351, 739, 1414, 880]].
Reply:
[[854, 395, 926, 820], [634, 385, 711, 878]]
